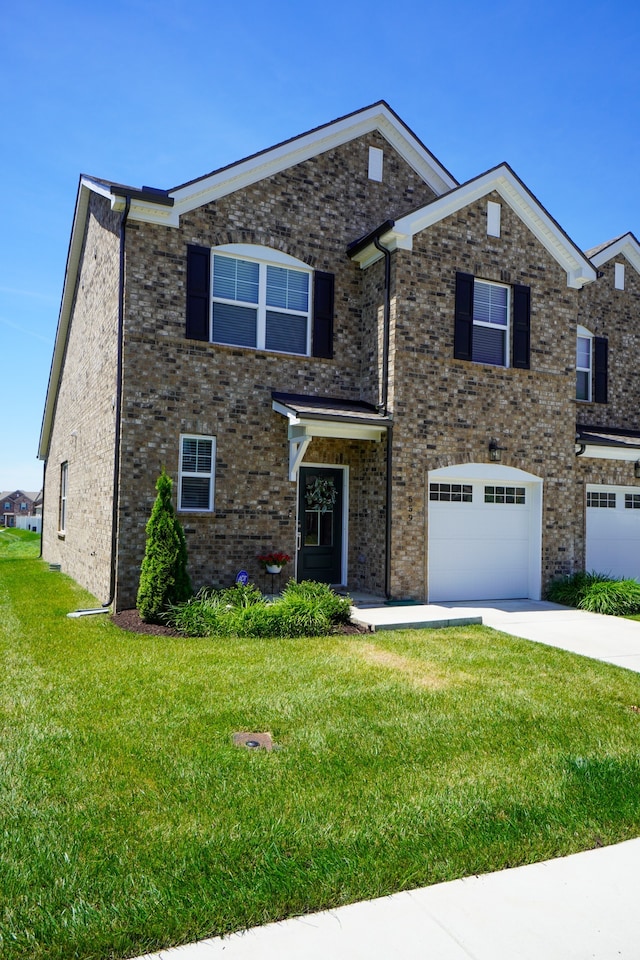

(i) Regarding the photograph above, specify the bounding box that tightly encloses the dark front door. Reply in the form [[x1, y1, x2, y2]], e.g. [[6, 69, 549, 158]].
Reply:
[[298, 466, 344, 584]]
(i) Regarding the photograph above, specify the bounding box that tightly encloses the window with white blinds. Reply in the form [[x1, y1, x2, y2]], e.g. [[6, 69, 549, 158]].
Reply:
[[179, 435, 215, 512], [472, 280, 509, 366], [212, 253, 310, 355]]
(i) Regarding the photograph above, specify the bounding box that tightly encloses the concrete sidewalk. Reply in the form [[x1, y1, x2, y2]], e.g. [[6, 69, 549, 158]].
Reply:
[[138, 838, 640, 959]]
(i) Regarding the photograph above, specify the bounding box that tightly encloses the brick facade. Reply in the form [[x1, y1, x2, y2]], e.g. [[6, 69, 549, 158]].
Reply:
[[40, 105, 640, 610], [42, 193, 120, 602]]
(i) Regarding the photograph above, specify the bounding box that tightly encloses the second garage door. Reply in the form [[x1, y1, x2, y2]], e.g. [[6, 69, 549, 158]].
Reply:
[[586, 484, 640, 580], [428, 466, 542, 602]]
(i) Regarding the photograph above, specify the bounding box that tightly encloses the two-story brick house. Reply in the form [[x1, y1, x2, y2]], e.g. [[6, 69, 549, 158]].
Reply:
[[1, 490, 41, 527], [38, 102, 640, 611]]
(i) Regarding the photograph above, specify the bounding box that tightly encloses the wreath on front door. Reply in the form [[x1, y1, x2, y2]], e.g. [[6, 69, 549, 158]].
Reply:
[[305, 475, 337, 513]]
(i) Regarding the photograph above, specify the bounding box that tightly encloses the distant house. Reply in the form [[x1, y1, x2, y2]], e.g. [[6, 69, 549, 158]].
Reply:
[[1, 490, 41, 527], [38, 102, 640, 611]]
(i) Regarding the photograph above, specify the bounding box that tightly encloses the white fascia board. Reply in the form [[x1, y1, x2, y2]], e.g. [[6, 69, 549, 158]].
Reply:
[[350, 228, 413, 268], [273, 402, 386, 442], [169, 105, 457, 217], [39, 181, 92, 458], [110, 195, 179, 227], [82, 176, 180, 226], [590, 233, 640, 275], [373, 167, 597, 289], [298, 420, 386, 441], [578, 445, 640, 461]]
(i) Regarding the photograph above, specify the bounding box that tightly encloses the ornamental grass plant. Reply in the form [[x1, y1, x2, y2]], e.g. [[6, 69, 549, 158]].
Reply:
[[166, 579, 351, 638], [547, 570, 640, 615]]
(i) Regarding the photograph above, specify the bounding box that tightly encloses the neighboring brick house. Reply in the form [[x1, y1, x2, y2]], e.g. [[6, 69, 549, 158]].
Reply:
[[38, 102, 640, 611], [1, 490, 40, 527]]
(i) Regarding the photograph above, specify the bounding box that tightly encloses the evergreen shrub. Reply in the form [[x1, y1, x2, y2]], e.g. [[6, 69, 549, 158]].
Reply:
[[136, 470, 192, 623]]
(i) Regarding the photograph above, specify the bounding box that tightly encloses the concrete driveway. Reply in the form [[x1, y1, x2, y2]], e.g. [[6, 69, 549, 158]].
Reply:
[[439, 599, 640, 674]]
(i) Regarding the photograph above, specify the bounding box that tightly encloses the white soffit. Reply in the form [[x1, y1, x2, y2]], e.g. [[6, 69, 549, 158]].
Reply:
[[168, 104, 458, 218], [589, 233, 640, 275], [577, 445, 640, 461], [354, 166, 596, 289]]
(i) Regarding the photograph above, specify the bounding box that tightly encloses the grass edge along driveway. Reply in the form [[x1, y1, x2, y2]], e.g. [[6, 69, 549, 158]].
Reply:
[[2, 548, 640, 960]]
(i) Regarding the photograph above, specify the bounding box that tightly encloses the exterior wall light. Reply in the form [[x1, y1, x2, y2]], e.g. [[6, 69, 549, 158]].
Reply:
[[489, 439, 505, 462], [634, 460, 640, 479]]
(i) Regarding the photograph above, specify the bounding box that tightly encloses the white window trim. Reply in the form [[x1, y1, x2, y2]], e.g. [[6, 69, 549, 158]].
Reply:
[[615, 262, 625, 290], [211, 245, 312, 356], [576, 325, 593, 402], [178, 434, 215, 513], [473, 278, 511, 368]]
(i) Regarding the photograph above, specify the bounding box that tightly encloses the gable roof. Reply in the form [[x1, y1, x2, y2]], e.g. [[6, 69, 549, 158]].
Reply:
[[168, 102, 458, 222], [587, 232, 640, 274], [82, 102, 458, 228], [0, 490, 39, 502], [348, 163, 596, 289]]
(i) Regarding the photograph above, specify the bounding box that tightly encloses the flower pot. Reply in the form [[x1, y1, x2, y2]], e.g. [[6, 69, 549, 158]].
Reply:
[[265, 564, 283, 574]]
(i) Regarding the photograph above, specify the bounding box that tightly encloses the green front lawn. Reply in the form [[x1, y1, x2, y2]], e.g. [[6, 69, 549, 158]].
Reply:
[[2, 554, 640, 960]]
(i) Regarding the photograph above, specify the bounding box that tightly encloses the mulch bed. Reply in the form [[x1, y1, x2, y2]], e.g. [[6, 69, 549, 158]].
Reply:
[[111, 609, 181, 636], [111, 609, 368, 636]]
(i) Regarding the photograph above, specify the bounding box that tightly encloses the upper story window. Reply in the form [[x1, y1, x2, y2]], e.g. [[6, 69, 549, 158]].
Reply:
[[454, 272, 530, 370], [211, 249, 311, 356], [576, 326, 593, 401], [186, 244, 334, 359], [576, 326, 609, 404], [472, 280, 509, 366]]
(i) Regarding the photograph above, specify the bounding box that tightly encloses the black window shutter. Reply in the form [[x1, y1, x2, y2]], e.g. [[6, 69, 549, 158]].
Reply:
[[512, 284, 531, 369], [186, 244, 210, 341], [454, 272, 474, 361], [594, 336, 608, 403], [313, 271, 334, 359]]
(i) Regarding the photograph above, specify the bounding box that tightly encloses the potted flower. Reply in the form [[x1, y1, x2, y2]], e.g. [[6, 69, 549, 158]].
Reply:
[[257, 551, 292, 574]]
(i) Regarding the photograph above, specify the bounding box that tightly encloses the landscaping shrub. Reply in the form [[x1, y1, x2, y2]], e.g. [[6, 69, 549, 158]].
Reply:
[[282, 579, 352, 623], [167, 588, 227, 636], [275, 593, 332, 636], [137, 470, 192, 623], [166, 580, 352, 637], [218, 582, 266, 608], [578, 579, 640, 615], [547, 570, 640, 616], [547, 571, 610, 608]]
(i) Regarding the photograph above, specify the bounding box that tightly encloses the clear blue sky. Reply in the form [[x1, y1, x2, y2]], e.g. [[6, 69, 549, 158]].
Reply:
[[1, 0, 638, 492]]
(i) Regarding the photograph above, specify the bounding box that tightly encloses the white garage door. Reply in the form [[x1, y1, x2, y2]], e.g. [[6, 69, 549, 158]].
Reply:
[[428, 473, 540, 602], [585, 485, 640, 580]]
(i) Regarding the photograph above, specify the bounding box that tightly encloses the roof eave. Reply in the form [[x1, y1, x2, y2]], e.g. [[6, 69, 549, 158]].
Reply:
[[168, 103, 458, 217], [589, 232, 640, 275], [349, 165, 596, 289], [39, 179, 92, 459]]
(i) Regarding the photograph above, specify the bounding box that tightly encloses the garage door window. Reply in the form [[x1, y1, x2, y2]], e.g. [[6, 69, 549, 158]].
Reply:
[[484, 485, 525, 504], [429, 483, 472, 502], [587, 491, 616, 508], [625, 494, 640, 509]]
